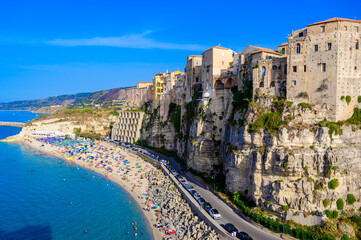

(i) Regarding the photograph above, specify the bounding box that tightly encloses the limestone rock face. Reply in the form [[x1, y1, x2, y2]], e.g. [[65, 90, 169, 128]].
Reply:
[[225, 124, 361, 213]]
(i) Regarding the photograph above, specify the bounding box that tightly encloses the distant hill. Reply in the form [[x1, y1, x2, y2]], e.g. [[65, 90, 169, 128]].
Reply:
[[0, 87, 134, 111]]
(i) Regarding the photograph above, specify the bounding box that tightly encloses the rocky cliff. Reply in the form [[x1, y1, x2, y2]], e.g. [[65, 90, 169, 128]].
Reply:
[[140, 90, 361, 218], [3, 110, 117, 142]]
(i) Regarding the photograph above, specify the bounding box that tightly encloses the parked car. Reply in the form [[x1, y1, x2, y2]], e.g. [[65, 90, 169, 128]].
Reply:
[[179, 179, 187, 186], [189, 189, 196, 196], [223, 223, 238, 236], [237, 232, 253, 240], [209, 208, 221, 220], [170, 169, 177, 175], [193, 192, 201, 201], [202, 202, 212, 212], [185, 184, 194, 191], [198, 197, 206, 206]]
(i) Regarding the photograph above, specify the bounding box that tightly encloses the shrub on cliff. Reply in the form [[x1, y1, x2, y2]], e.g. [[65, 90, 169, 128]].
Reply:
[[347, 194, 356, 205], [328, 179, 339, 190], [346, 108, 361, 125], [323, 199, 330, 208], [337, 198, 344, 210], [298, 102, 312, 110], [248, 111, 287, 134]]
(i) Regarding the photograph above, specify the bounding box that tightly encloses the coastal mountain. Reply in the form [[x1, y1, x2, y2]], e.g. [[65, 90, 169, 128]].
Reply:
[[0, 87, 133, 111]]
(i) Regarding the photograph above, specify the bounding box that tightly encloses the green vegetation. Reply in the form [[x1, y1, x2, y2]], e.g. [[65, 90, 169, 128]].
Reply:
[[341, 96, 345, 101], [318, 120, 343, 138], [298, 92, 309, 99], [310, 145, 315, 150], [323, 199, 330, 208], [109, 110, 119, 116], [347, 194, 356, 205], [248, 111, 288, 134], [346, 95, 352, 105], [232, 194, 334, 240], [341, 235, 350, 240], [325, 210, 339, 219], [168, 102, 181, 133], [346, 108, 361, 125], [358, 96, 361, 103], [328, 179, 339, 190], [298, 102, 312, 110], [282, 205, 290, 211], [337, 198, 344, 210]]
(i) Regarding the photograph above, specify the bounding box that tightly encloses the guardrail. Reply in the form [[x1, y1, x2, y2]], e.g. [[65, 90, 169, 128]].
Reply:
[[161, 164, 234, 240]]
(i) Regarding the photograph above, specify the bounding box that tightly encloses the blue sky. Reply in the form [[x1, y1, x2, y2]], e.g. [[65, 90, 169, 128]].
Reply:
[[0, 0, 360, 102]]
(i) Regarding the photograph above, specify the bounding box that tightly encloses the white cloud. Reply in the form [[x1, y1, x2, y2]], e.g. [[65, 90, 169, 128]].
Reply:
[[45, 32, 208, 51]]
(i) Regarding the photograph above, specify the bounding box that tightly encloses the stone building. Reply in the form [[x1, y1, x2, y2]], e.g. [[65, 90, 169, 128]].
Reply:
[[287, 17, 361, 121], [201, 46, 235, 98], [125, 82, 153, 107], [184, 55, 202, 102], [235, 46, 285, 98], [252, 50, 287, 98], [111, 110, 145, 143]]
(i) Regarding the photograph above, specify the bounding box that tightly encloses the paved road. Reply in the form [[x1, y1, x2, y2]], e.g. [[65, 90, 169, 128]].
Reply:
[[130, 145, 282, 240]]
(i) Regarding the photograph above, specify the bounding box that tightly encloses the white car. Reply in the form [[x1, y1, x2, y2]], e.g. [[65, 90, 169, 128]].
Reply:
[[209, 209, 221, 220], [193, 192, 201, 201]]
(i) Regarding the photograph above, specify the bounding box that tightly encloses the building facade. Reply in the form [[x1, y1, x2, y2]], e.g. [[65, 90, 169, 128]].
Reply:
[[202, 46, 235, 98], [111, 110, 145, 143], [287, 17, 361, 121]]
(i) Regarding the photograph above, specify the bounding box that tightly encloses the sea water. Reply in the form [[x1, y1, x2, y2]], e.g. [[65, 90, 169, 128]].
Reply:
[[0, 111, 152, 240]]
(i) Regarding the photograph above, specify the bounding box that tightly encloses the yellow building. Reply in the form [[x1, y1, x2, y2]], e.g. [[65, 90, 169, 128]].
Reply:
[[152, 72, 167, 108], [153, 70, 182, 108]]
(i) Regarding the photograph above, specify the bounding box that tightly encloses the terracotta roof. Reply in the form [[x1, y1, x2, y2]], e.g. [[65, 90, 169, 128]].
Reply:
[[250, 46, 282, 55], [308, 17, 361, 26], [188, 55, 202, 58], [278, 42, 288, 47]]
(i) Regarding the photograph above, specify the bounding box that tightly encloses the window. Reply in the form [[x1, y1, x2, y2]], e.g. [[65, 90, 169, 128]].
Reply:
[[344, 26, 348, 31], [356, 40, 359, 50], [293, 66, 297, 72], [222, 51, 224, 56], [196, 60, 199, 66], [299, 32, 304, 37], [292, 80, 296, 85], [314, 44, 319, 52], [296, 43, 301, 54], [327, 42, 332, 50], [195, 77, 199, 82], [322, 63, 326, 72], [261, 66, 266, 76], [284, 64, 287, 74], [356, 26, 359, 32], [321, 26, 325, 32], [304, 65, 307, 72], [272, 65, 278, 70], [205, 53, 207, 58], [222, 61, 224, 65], [281, 47, 285, 54]]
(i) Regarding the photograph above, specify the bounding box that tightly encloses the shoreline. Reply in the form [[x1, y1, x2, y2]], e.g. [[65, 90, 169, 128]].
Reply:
[[22, 137, 163, 240]]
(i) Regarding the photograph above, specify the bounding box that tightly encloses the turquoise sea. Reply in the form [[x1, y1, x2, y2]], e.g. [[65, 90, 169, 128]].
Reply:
[[0, 111, 152, 240]]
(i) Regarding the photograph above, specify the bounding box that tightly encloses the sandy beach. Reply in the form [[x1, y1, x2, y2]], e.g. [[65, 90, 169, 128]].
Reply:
[[23, 137, 163, 240]]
